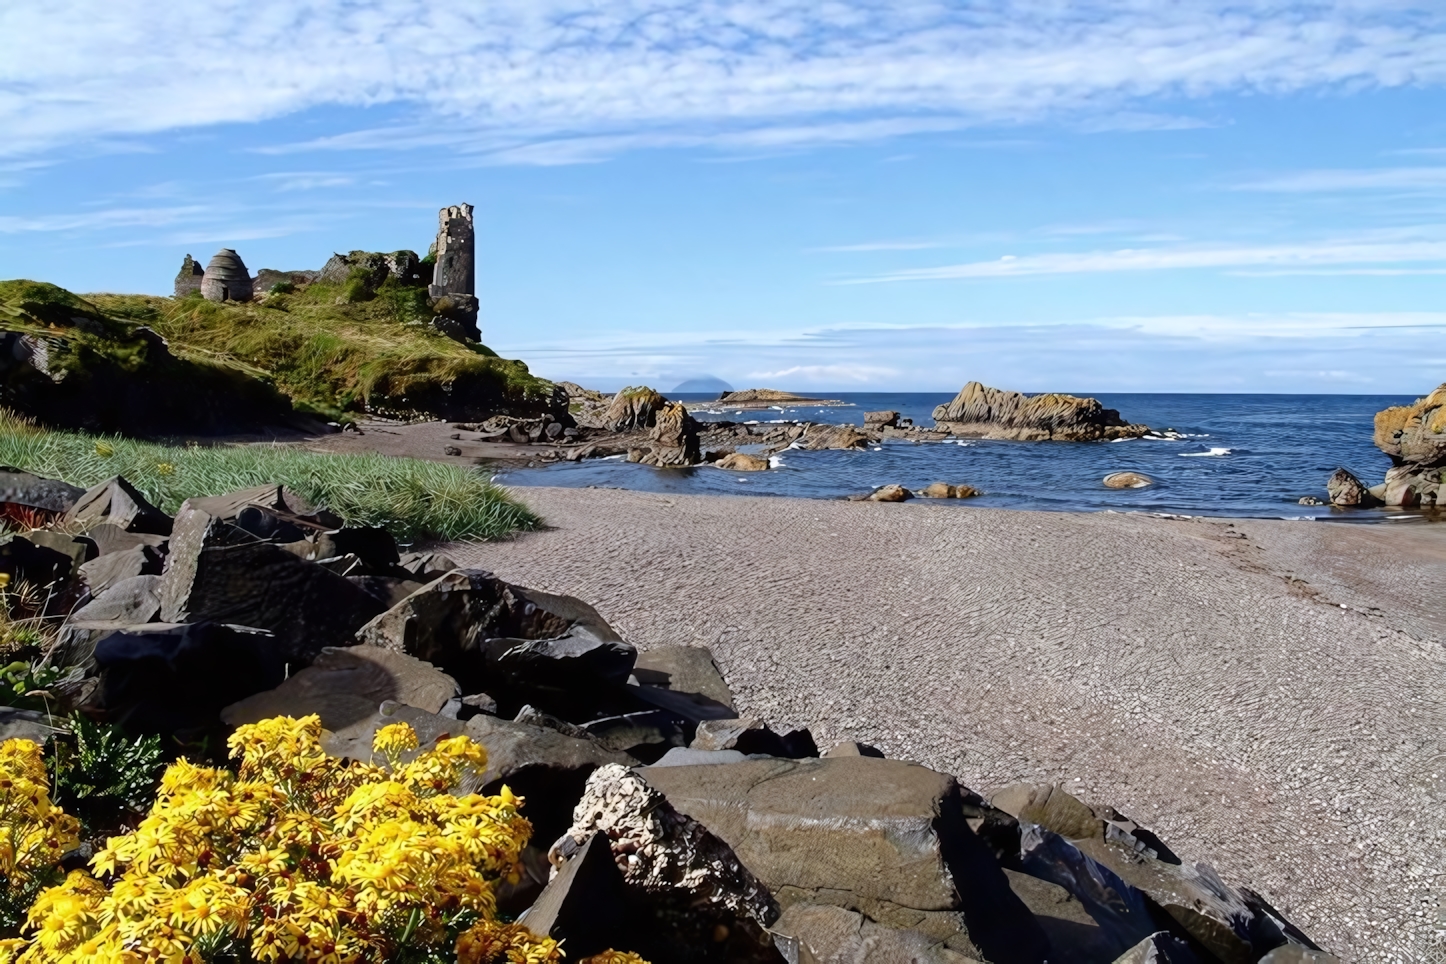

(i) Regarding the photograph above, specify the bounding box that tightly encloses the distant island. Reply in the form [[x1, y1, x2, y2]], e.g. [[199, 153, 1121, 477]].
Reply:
[[702, 388, 849, 410]]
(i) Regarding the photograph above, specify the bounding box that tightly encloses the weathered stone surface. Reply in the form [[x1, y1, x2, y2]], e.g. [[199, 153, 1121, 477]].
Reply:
[[94, 622, 285, 736], [691, 718, 818, 758], [820, 741, 884, 758], [1103, 473, 1154, 490], [1256, 947, 1340, 964], [0, 707, 68, 744], [652, 747, 751, 767], [771, 903, 982, 964], [1374, 383, 1446, 465], [77, 523, 167, 557], [802, 423, 871, 451], [1003, 868, 1123, 964], [0, 532, 81, 589], [76, 544, 163, 598], [865, 410, 901, 428], [633, 645, 736, 711], [559, 763, 783, 963], [0, 468, 84, 513], [220, 645, 458, 731], [396, 551, 461, 582], [201, 249, 253, 303], [51, 574, 163, 671], [993, 783, 1308, 964], [174, 254, 204, 298], [919, 483, 981, 499], [1112, 932, 1201, 964], [602, 386, 667, 431], [519, 832, 628, 959], [356, 569, 634, 713], [718, 452, 771, 471], [178, 483, 321, 523], [869, 484, 913, 502], [430, 204, 475, 297], [640, 757, 1049, 964], [933, 382, 1148, 441], [628, 401, 702, 467], [160, 507, 385, 664], [1326, 468, 1379, 507], [62, 476, 173, 535]]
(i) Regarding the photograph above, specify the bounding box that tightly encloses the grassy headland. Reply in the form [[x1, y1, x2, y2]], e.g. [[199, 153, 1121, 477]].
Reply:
[[0, 410, 539, 541]]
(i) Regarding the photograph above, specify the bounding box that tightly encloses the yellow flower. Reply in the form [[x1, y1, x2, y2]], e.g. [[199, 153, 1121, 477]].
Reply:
[[580, 953, 651, 964], [155, 461, 175, 476], [93, 440, 114, 458]]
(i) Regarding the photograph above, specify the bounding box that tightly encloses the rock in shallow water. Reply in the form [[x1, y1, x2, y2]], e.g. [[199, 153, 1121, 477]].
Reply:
[[1103, 472, 1153, 489], [868, 484, 913, 502]]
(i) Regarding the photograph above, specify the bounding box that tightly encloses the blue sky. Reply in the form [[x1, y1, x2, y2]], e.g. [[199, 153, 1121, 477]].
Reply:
[[3, 2, 1446, 393]]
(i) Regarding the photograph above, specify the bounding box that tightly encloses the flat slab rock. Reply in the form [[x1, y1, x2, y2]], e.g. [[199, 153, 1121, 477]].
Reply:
[[639, 756, 1048, 964], [771, 902, 983, 964], [221, 645, 459, 731]]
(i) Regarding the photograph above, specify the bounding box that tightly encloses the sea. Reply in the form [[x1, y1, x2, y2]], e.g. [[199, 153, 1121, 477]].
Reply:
[[494, 393, 1422, 521]]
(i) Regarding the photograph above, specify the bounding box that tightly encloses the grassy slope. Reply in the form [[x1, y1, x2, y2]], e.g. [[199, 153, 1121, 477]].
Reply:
[[88, 282, 555, 421], [0, 411, 539, 542]]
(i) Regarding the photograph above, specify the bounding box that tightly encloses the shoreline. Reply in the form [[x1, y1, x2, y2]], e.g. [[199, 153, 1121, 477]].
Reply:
[[449, 485, 1446, 961]]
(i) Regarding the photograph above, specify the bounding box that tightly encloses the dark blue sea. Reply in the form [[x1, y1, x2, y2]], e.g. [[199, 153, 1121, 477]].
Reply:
[[496, 393, 1419, 520]]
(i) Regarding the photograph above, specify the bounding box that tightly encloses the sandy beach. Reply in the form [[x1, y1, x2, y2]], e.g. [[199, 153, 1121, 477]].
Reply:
[[451, 486, 1446, 962]]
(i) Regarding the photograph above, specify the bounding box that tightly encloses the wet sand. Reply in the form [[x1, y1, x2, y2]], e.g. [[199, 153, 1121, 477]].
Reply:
[[450, 487, 1446, 962]]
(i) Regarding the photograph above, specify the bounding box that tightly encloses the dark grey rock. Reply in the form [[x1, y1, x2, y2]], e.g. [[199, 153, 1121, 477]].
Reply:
[[0, 531, 83, 590], [771, 902, 980, 964], [0, 707, 68, 743], [633, 644, 736, 711], [62, 476, 172, 535], [691, 717, 818, 758], [77, 545, 163, 598], [75, 523, 167, 557], [518, 832, 627, 959], [650, 747, 750, 767], [1112, 932, 1201, 964], [94, 622, 285, 737], [1257, 947, 1340, 964], [220, 645, 458, 731], [640, 757, 1050, 964], [160, 507, 384, 665], [582, 709, 689, 761], [52, 574, 163, 671], [0, 468, 85, 513], [1326, 468, 1379, 508], [396, 551, 460, 581]]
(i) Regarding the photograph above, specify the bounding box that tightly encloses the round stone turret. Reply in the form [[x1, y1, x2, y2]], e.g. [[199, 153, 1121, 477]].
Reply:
[[200, 249, 253, 303]]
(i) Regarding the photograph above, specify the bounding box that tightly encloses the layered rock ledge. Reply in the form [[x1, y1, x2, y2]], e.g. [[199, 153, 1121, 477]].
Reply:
[[932, 382, 1149, 442]]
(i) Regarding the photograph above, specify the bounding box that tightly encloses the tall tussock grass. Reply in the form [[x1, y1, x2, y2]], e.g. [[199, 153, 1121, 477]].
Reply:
[[0, 411, 538, 542]]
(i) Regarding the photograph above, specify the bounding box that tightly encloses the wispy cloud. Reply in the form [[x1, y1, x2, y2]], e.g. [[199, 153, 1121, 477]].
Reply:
[[846, 235, 1446, 282], [3, 2, 1445, 160], [1234, 166, 1446, 192]]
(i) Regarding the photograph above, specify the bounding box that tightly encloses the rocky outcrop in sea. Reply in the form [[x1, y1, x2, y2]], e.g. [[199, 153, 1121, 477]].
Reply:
[[1329, 383, 1446, 508], [932, 382, 1149, 442]]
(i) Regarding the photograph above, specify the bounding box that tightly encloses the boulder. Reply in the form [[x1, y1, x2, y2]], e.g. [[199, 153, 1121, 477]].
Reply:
[[864, 411, 901, 428], [76, 545, 164, 598], [691, 718, 818, 758], [519, 832, 629, 960], [628, 401, 702, 467], [933, 382, 1148, 441], [0, 707, 68, 744], [992, 783, 1312, 964], [50, 574, 163, 671], [356, 569, 634, 716], [802, 423, 871, 451], [1373, 383, 1446, 465], [651, 747, 752, 767], [602, 386, 667, 431], [820, 741, 884, 758], [396, 551, 461, 582], [869, 485, 913, 503], [75, 523, 167, 557], [771, 903, 981, 964], [61, 476, 173, 535], [1103, 473, 1153, 490], [177, 483, 326, 525], [94, 622, 286, 737], [920, 483, 981, 499], [640, 757, 1050, 963], [557, 763, 783, 963], [1257, 948, 1340, 964], [1325, 469, 1379, 508], [220, 645, 459, 731], [160, 507, 385, 665], [0, 468, 85, 513], [0, 531, 83, 590], [1112, 933, 1201, 964], [1002, 868, 1124, 964], [582, 709, 689, 761], [718, 453, 771, 471], [633, 645, 736, 712]]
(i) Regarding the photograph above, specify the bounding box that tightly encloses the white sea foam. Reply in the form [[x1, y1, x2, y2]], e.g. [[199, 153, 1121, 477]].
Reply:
[[1180, 447, 1232, 457], [768, 454, 786, 469], [744, 420, 760, 425]]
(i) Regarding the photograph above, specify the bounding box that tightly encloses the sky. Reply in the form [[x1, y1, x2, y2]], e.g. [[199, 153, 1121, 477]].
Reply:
[[3, 2, 1446, 394]]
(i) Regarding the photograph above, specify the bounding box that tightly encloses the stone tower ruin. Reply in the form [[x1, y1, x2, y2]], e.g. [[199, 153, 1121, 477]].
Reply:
[[200, 249, 254, 303], [174, 255, 204, 298], [427, 204, 479, 340]]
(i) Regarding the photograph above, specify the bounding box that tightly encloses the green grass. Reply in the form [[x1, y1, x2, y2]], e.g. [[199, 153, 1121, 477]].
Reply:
[[0, 412, 539, 542], [86, 281, 556, 421]]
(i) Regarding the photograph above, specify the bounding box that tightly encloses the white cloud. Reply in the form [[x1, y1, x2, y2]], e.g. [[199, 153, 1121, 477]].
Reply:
[[846, 234, 1446, 281], [3, 2, 1445, 160], [1234, 166, 1446, 192]]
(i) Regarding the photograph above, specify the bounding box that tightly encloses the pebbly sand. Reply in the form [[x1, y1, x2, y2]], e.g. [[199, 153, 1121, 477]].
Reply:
[[448, 487, 1446, 962]]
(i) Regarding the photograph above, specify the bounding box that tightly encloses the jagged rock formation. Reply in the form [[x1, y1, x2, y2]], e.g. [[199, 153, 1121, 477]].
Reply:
[[318, 250, 427, 291], [602, 386, 667, 431], [173, 255, 204, 298], [1366, 384, 1446, 507], [200, 249, 253, 303], [933, 382, 1149, 441], [628, 401, 702, 467]]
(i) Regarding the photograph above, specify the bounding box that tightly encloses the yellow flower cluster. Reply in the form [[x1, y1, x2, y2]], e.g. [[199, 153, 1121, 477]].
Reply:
[[0, 741, 79, 890], [578, 954, 650, 964], [3, 716, 555, 964]]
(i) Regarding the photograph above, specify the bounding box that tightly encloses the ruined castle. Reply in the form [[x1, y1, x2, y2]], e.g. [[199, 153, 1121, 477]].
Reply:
[[173, 204, 479, 339]]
